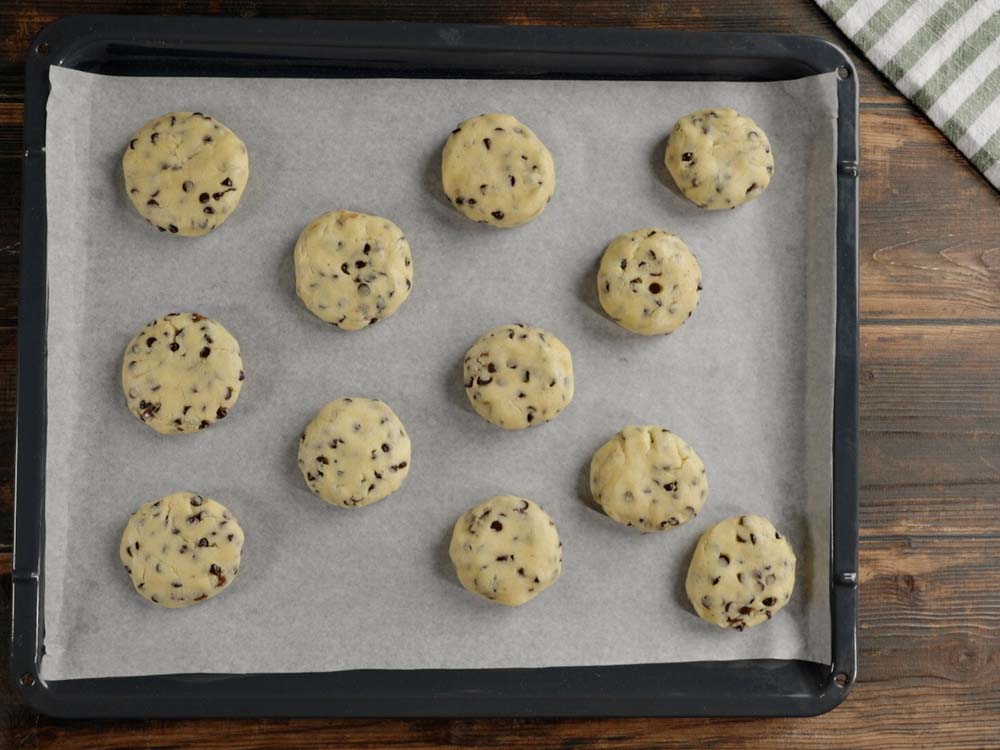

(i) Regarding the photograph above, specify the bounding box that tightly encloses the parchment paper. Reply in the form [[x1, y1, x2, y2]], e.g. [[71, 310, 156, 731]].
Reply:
[[41, 66, 837, 679]]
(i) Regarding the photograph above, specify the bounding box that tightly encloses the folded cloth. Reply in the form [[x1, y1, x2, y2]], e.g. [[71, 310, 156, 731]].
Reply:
[[818, 0, 1000, 189]]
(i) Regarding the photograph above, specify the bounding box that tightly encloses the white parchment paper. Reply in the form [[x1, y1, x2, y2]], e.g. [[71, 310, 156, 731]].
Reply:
[[41, 66, 837, 679]]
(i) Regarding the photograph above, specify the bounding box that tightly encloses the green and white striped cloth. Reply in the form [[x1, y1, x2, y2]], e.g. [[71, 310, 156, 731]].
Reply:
[[818, 0, 1000, 188]]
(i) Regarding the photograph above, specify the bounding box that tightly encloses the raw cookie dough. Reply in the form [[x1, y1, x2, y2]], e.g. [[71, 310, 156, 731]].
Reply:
[[686, 514, 796, 630], [122, 111, 249, 236], [294, 210, 413, 330], [442, 113, 555, 228], [590, 425, 708, 531], [597, 228, 703, 335], [463, 323, 574, 429], [121, 312, 244, 435], [298, 397, 411, 507], [449, 495, 562, 606], [119, 492, 245, 608], [665, 108, 773, 210]]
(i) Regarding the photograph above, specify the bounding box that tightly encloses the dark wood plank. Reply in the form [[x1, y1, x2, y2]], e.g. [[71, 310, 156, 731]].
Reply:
[[860, 108, 1000, 322]]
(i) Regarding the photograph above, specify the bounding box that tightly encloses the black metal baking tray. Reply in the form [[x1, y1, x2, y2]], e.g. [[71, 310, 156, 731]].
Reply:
[[12, 15, 859, 718]]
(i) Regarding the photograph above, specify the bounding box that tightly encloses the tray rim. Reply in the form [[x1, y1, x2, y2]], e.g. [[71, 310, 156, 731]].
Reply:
[[11, 14, 859, 719]]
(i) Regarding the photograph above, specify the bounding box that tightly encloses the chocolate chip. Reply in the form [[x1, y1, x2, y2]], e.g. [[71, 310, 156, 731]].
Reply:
[[216, 406, 228, 419], [239, 371, 245, 381], [490, 520, 503, 531], [712, 576, 720, 585], [221, 177, 233, 187], [681, 152, 693, 162], [452, 127, 461, 134], [203, 135, 213, 143], [491, 210, 505, 220], [168, 224, 178, 233], [129, 138, 137, 150], [146, 198, 159, 207], [739, 606, 752, 615], [199, 193, 210, 204], [151, 132, 159, 144], [746, 182, 758, 194], [509, 176, 516, 186], [200, 347, 210, 358], [719, 554, 730, 566], [750, 533, 757, 545], [483, 138, 491, 150], [663, 481, 677, 491], [204, 206, 215, 215], [487, 363, 496, 373], [736, 534, 747, 543], [146, 337, 156, 347], [198, 538, 209, 547], [649, 282, 662, 294], [199, 420, 209, 429], [467, 198, 477, 205], [620, 259, 627, 270], [526, 413, 534, 423], [355, 260, 366, 269]]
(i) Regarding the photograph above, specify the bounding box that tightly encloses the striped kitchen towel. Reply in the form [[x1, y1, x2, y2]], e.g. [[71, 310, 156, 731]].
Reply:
[[818, 0, 1000, 189]]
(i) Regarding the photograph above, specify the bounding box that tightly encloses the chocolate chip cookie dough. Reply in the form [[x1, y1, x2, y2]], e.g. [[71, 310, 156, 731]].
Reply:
[[123, 112, 249, 236], [298, 397, 411, 508], [686, 515, 796, 630], [597, 228, 702, 335], [665, 108, 773, 210], [463, 323, 574, 429], [590, 426, 708, 531], [449, 495, 562, 606], [119, 492, 245, 608], [121, 312, 244, 435], [294, 210, 413, 330], [442, 113, 555, 228]]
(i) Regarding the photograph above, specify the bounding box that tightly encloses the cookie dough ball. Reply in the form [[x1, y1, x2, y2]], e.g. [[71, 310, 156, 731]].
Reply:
[[590, 426, 707, 531], [665, 108, 773, 210], [123, 112, 249, 236], [449, 495, 562, 606], [122, 312, 244, 435], [298, 397, 411, 508], [463, 324, 574, 429], [597, 228, 702, 335], [119, 492, 245, 608], [442, 113, 555, 227], [686, 515, 796, 630], [294, 210, 413, 330]]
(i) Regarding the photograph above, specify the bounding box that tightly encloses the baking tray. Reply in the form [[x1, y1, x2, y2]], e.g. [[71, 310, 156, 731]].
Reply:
[[12, 15, 859, 718]]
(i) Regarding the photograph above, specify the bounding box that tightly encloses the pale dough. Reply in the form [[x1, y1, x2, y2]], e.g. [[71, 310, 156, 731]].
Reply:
[[294, 210, 413, 330], [449, 495, 562, 606], [597, 228, 702, 335], [121, 312, 244, 435], [463, 324, 574, 429], [442, 113, 555, 227], [119, 492, 245, 608], [590, 426, 708, 531], [298, 397, 411, 508], [686, 514, 796, 630], [123, 111, 249, 236], [665, 108, 773, 210]]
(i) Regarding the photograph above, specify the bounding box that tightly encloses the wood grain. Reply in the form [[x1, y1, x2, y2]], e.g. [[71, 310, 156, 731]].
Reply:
[[1, 0, 999, 748]]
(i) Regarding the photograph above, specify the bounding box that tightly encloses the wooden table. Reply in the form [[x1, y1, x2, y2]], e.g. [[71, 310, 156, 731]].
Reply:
[[2, 1, 998, 747]]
